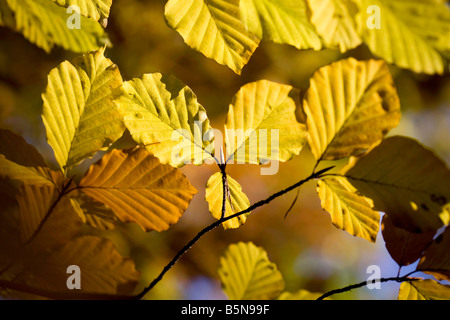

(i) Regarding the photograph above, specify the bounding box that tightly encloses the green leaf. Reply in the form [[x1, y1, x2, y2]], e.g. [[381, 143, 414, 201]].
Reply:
[[306, 0, 361, 52], [417, 226, 450, 281], [116, 73, 214, 167], [164, 0, 260, 74], [341, 136, 450, 233], [398, 280, 450, 300], [381, 215, 435, 267], [3, 0, 109, 53], [303, 58, 401, 161], [78, 148, 198, 232], [225, 80, 307, 165], [354, 0, 450, 75], [205, 172, 250, 230], [42, 47, 125, 171], [50, 0, 112, 21], [218, 242, 284, 300], [239, 0, 322, 50], [278, 289, 326, 300], [317, 176, 380, 242]]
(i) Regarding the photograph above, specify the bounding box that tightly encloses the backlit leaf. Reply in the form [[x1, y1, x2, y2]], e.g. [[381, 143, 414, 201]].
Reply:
[[341, 136, 450, 233], [218, 242, 284, 300], [3, 0, 109, 53], [354, 0, 450, 74], [116, 73, 214, 167], [205, 172, 250, 230], [278, 289, 326, 300], [303, 58, 401, 161], [317, 176, 379, 242], [418, 226, 450, 281], [51, 0, 112, 21], [382, 215, 435, 267], [42, 47, 125, 170], [239, 0, 322, 50], [164, 0, 260, 74], [78, 148, 197, 232], [398, 280, 450, 300], [225, 80, 307, 165], [307, 0, 361, 52], [29, 236, 139, 295]]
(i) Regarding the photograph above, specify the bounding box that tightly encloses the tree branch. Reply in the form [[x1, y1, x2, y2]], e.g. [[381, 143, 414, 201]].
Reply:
[[317, 270, 421, 300], [135, 166, 334, 300]]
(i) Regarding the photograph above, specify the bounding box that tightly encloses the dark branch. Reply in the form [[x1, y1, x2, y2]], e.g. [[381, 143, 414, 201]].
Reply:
[[136, 165, 334, 300], [317, 270, 421, 300]]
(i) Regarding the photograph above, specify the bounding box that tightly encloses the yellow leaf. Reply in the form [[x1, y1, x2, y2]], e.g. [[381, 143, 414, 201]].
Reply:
[[342, 136, 450, 233], [164, 0, 260, 74], [78, 148, 197, 232], [205, 172, 250, 230], [116, 73, 214, 167], [51, 0, 112, 21], [278, 289, 326, 300], [3, 0, 109, 53], [398, 280, 450, 300], [218, 242, 284, 300], [355, 0, 450, 75], [42, 48, 124, 170], [240, 0, 322, 50], [317, 176, 380, 242], [307, 0, 361, 52], [225, 80, 307, 165], [304, 58, 401, 161]]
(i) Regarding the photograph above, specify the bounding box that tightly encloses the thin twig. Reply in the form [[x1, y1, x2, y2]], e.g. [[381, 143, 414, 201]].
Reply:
[[317, 270, 421, 300], [135, 166, 334, 300]]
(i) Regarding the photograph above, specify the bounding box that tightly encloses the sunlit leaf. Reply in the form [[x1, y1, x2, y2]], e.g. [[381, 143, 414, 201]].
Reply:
[[239, 0, 322, 50], [398, 280, 450, 300], [278, 289, 326, 300], [303, 58, 401, 161], [116, 73, 214, 167], [51, 0, 112, 21], [42, 47, 125, 171], [78, 148, 197, 232], [317, 176, 379, 242], [205, 172, 250, 230], [418, 226, 450, 281], [3, 0, 109, 53], [341, 136, 450, 233], [354, 0, 450, 75], [307, 0, 361, 52], [218, 242, 284, 300], [225, 80, 307, 165], [382, 215, 435, 267], [164, 0, 260, 74]]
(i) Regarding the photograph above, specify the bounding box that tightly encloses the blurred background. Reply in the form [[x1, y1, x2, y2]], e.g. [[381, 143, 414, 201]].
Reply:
[[0, 0, 449, 300]]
